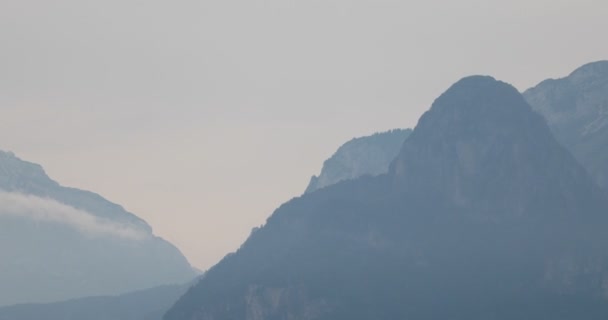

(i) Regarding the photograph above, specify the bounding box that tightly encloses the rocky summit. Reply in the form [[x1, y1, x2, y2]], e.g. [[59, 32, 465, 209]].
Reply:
[[164, 76, 608, 320]]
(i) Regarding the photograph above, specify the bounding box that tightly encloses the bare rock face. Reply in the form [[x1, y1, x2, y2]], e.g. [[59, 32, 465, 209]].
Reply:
[[165, 76, 608, 320], [305, 129, 411, 193], [244, 286, 328, 320], [0, 151, 196, 306], [524, 61, 608, 190]]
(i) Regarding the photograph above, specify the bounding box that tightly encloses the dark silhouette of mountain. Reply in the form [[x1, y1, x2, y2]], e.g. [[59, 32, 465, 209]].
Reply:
[[305, 129, 411, 194], [0, 151, 197, 306], [0, 283, 190, 320], [164, 76, 608, 320], [524, 61, 608, 190]]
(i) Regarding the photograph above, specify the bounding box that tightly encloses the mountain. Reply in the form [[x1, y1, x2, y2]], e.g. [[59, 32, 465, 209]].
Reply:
[[165, 76, 608, 320], [524, 61, 608, 190], [0, 151, 197, 306], [305, 129, 411, 193], [0, 283, 190, 320]]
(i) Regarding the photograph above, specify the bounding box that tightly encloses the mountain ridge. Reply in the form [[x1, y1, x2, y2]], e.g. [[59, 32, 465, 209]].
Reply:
[[0, 151, 196, 306], [0, 150, 150, 229], [165, 75, 608, 320], [0, 283, 192, 320], [305, 129, 411, 193], [524, 60, 608, 190]]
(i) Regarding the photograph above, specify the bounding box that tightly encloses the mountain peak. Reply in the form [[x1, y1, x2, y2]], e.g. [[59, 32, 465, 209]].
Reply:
[[391, 76, 601, 215], [568, 60, 608, 83], [0, 150, 54, 189], [427, 75, 528, 115], [411, 76, 535, 147]]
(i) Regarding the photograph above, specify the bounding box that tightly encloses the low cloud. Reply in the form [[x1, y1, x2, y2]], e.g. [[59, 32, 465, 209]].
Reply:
[[0, 191, 148, 240]]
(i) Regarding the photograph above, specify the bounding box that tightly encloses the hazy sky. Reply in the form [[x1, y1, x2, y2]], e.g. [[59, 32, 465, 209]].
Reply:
[[1, 0, 607, 269]]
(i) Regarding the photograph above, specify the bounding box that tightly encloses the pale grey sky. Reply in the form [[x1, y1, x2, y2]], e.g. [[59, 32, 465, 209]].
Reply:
[[1, 0, 607, 269]]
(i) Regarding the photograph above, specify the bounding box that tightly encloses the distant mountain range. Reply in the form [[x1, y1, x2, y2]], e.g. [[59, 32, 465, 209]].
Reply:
[[524, 60, 608, 191], [304, 61, 608, 196], [3, 61, 608, 319], [0, 283, 191, 320], [305, 129, 411, 194], [165, 69, 608, 319], [0, 151, 197, 306]]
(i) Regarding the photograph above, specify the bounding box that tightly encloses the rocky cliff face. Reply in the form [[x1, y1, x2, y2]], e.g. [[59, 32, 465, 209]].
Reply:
[[305, 129, 411, 193], [165, 76, 608, 320], [524, 61, 608, 190], [0, 151, 196, 306]]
